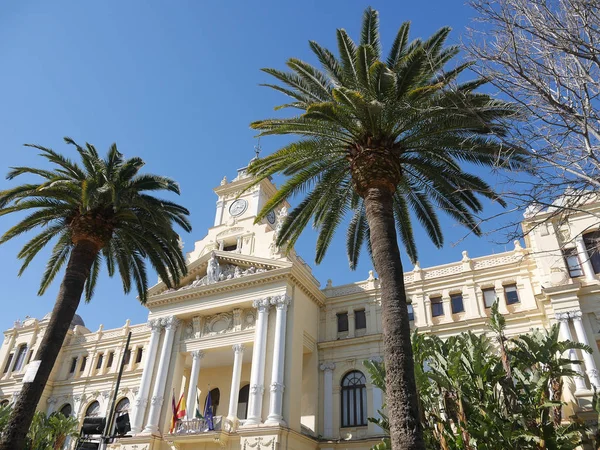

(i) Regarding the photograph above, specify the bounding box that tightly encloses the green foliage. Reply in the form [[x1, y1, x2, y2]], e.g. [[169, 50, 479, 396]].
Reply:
[[0, 407, 80, 450], [0, 138, 191, 302], [365, 302, 593, 450], [248, 6, 526, 268]]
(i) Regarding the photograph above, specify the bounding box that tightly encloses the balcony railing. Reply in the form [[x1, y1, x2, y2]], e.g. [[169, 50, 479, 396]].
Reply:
[[170, 416, 223, 435]]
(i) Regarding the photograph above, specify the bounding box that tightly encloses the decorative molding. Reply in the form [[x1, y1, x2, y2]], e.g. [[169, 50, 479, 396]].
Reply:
[[270, 382, 285, 393], [162, 316, 180, 331], [147, 319, 162, 332], [232, 344, 245, 354], [249, 384, 264, 395], [253, 298, 271, 313], [320, 362, 335, 372], [150, 395, 163, 406], [270, 294, 291, 310], [243, 437, 276, 450], [190, 350, 205, 360]]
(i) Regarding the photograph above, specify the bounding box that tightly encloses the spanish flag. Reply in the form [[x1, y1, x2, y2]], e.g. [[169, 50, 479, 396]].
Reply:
[[170, 392, 186, 433]]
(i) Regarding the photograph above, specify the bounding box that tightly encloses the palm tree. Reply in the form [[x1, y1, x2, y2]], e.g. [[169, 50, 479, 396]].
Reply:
[[47, 412, 79, 450], [0, 138, 191, 450], [248, 7, 524, 449]]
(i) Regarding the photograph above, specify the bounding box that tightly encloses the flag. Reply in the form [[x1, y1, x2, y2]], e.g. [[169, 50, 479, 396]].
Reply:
[[195, 392, 203, 419], [170, 390, 177, 433], [204, 391, 214, 431], [177, 394, 186, 421]]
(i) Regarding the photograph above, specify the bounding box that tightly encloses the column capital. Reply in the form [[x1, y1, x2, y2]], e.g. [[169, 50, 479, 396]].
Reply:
[[147, 319, 163, 332], [320, 362, 335, 372], [555, 312, 570, 323], [270, 294, 291, 310], [252, 298, 271, 313], [190, 350, 205, 360], [232, 344, 245, 354], [569, 310, 583, 322], [162, 316, 180, 330]]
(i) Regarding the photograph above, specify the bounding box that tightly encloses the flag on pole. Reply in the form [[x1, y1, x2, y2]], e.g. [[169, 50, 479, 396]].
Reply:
[[204, 391, 214, 431], [170, 390, 177, 433], [195, 392, 203, 419], [177, 394, 186, 422]]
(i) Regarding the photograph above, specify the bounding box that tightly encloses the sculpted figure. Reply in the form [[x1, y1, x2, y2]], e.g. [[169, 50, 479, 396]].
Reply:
[[206, 251, 221, 284]]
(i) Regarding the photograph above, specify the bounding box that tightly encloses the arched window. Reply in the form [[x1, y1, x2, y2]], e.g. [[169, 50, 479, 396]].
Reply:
[[204, 388, 220, 417], [341, 371, 367, 427], [59, 403, 72, 417], [85, 401, 100, 418], [237, 385, 249, 420], [12, 345, 28, 372], [115, 398, 130, 417]]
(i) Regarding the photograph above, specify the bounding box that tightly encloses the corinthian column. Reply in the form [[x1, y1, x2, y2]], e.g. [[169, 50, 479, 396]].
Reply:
[[265, 294, 291, 426], [244, 298, 270, 426], [131, 319, 163, 434], [226, 344, 245, 425], [143, 316, 179, 434], [320, 362, 335, 439], [186, 350, 205, 420], [556, 312, 587, 391], [571, 311, 600, 388]]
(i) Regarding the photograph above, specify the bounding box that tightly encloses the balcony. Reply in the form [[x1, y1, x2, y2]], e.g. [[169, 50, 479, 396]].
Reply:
[[167, 416, 231, 446]]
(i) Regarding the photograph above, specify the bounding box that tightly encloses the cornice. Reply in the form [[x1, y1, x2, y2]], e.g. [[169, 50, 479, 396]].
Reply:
[[318, 333, 383, 350], [146, 267, 291, 307]]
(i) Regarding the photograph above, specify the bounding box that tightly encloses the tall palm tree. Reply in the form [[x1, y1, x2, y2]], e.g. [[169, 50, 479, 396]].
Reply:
[[248, 8, 525, 449], [0, 138, 191, 450]]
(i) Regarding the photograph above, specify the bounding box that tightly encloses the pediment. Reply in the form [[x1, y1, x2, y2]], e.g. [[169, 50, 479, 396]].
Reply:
[[148, 251, 290, 298]]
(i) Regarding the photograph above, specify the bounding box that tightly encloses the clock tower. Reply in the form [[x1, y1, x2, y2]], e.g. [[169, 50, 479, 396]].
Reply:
[[186, 157, 289, 262]]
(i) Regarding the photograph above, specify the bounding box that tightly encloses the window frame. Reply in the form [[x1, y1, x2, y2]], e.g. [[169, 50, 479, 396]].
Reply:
[[407, 304, 414, 322], [337, 312, 349, 333], [563, 247, 584, 277], [354, 309, 367, 330], [504, 284, 520, 305], [583, 231, 600, 274], [482, 288, 496, 309], [430, 296, 444, 317], [450, 293, 464, 314], [12, 345, 27, 372], [341, 370, 368, 428]]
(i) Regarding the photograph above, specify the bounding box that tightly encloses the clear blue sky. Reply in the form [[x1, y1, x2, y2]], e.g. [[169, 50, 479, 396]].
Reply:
[[0, 1, 521, 333]]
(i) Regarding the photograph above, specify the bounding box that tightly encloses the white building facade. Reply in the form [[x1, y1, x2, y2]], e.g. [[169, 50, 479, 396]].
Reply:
[[2, 163, 600, 450]]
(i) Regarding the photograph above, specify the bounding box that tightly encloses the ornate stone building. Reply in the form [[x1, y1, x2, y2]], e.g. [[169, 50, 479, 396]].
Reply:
[[1, 162, 600, 450]]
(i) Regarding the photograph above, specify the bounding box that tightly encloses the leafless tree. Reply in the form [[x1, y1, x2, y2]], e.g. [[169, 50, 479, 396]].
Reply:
[[466, 0, 600, 240]]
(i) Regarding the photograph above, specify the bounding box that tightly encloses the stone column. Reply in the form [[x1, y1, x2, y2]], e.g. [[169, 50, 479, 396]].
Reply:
[[266, 295, 291, 425], [556, 312, 587, 391], [1, 332, 16, 377], [575, 236, 596, 281], [226, 344, 245, 424], [245, 298, 271, 425], [571, 311, 600, 388], [347, 309, 355, 338], [214, 200, 224, 227], [186, 350, 205, 420], [320, 362, 335, 438], [143, 316, 179, 434], [131, 319, 162, 434]]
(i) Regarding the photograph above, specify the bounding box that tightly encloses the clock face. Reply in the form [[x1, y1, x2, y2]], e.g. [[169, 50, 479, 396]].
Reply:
[[266, 211, 276, 225], [229, 199, 247, 217]]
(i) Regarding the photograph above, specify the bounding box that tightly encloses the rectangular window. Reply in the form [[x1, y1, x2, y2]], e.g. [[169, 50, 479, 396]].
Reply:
[[12, 345, 28, 372], [354, 310, 366, 330], [504, 284, 520, 305], [584, 231, 600, 274], [96, 354, 103, 370], [563, 248, 583, 277], [407, 304, 414, 322], [69, 357, 77, 374], [450, 293, 464, 314], [123, 349, 131, 366], [337, 313, 349, 333], [483, 288, 496, 309], [431, 297, 444, 317], [79, 356, 87, 372], [136, 348, 143, 364], [107, 352, 114, 368], [3, 354, 13, 374], [26, 350, 34, 365]]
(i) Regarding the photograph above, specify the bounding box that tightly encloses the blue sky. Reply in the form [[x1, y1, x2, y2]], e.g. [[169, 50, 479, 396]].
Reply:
[[0, 1, 521, 333]]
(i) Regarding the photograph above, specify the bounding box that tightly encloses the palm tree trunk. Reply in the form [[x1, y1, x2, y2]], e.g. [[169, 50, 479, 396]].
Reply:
[[0, 240, 98, 450], [363, 187, 425, 450]]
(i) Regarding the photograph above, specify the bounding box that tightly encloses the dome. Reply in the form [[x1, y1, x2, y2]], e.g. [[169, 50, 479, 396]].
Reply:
[[41, 312, 85, 329]]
